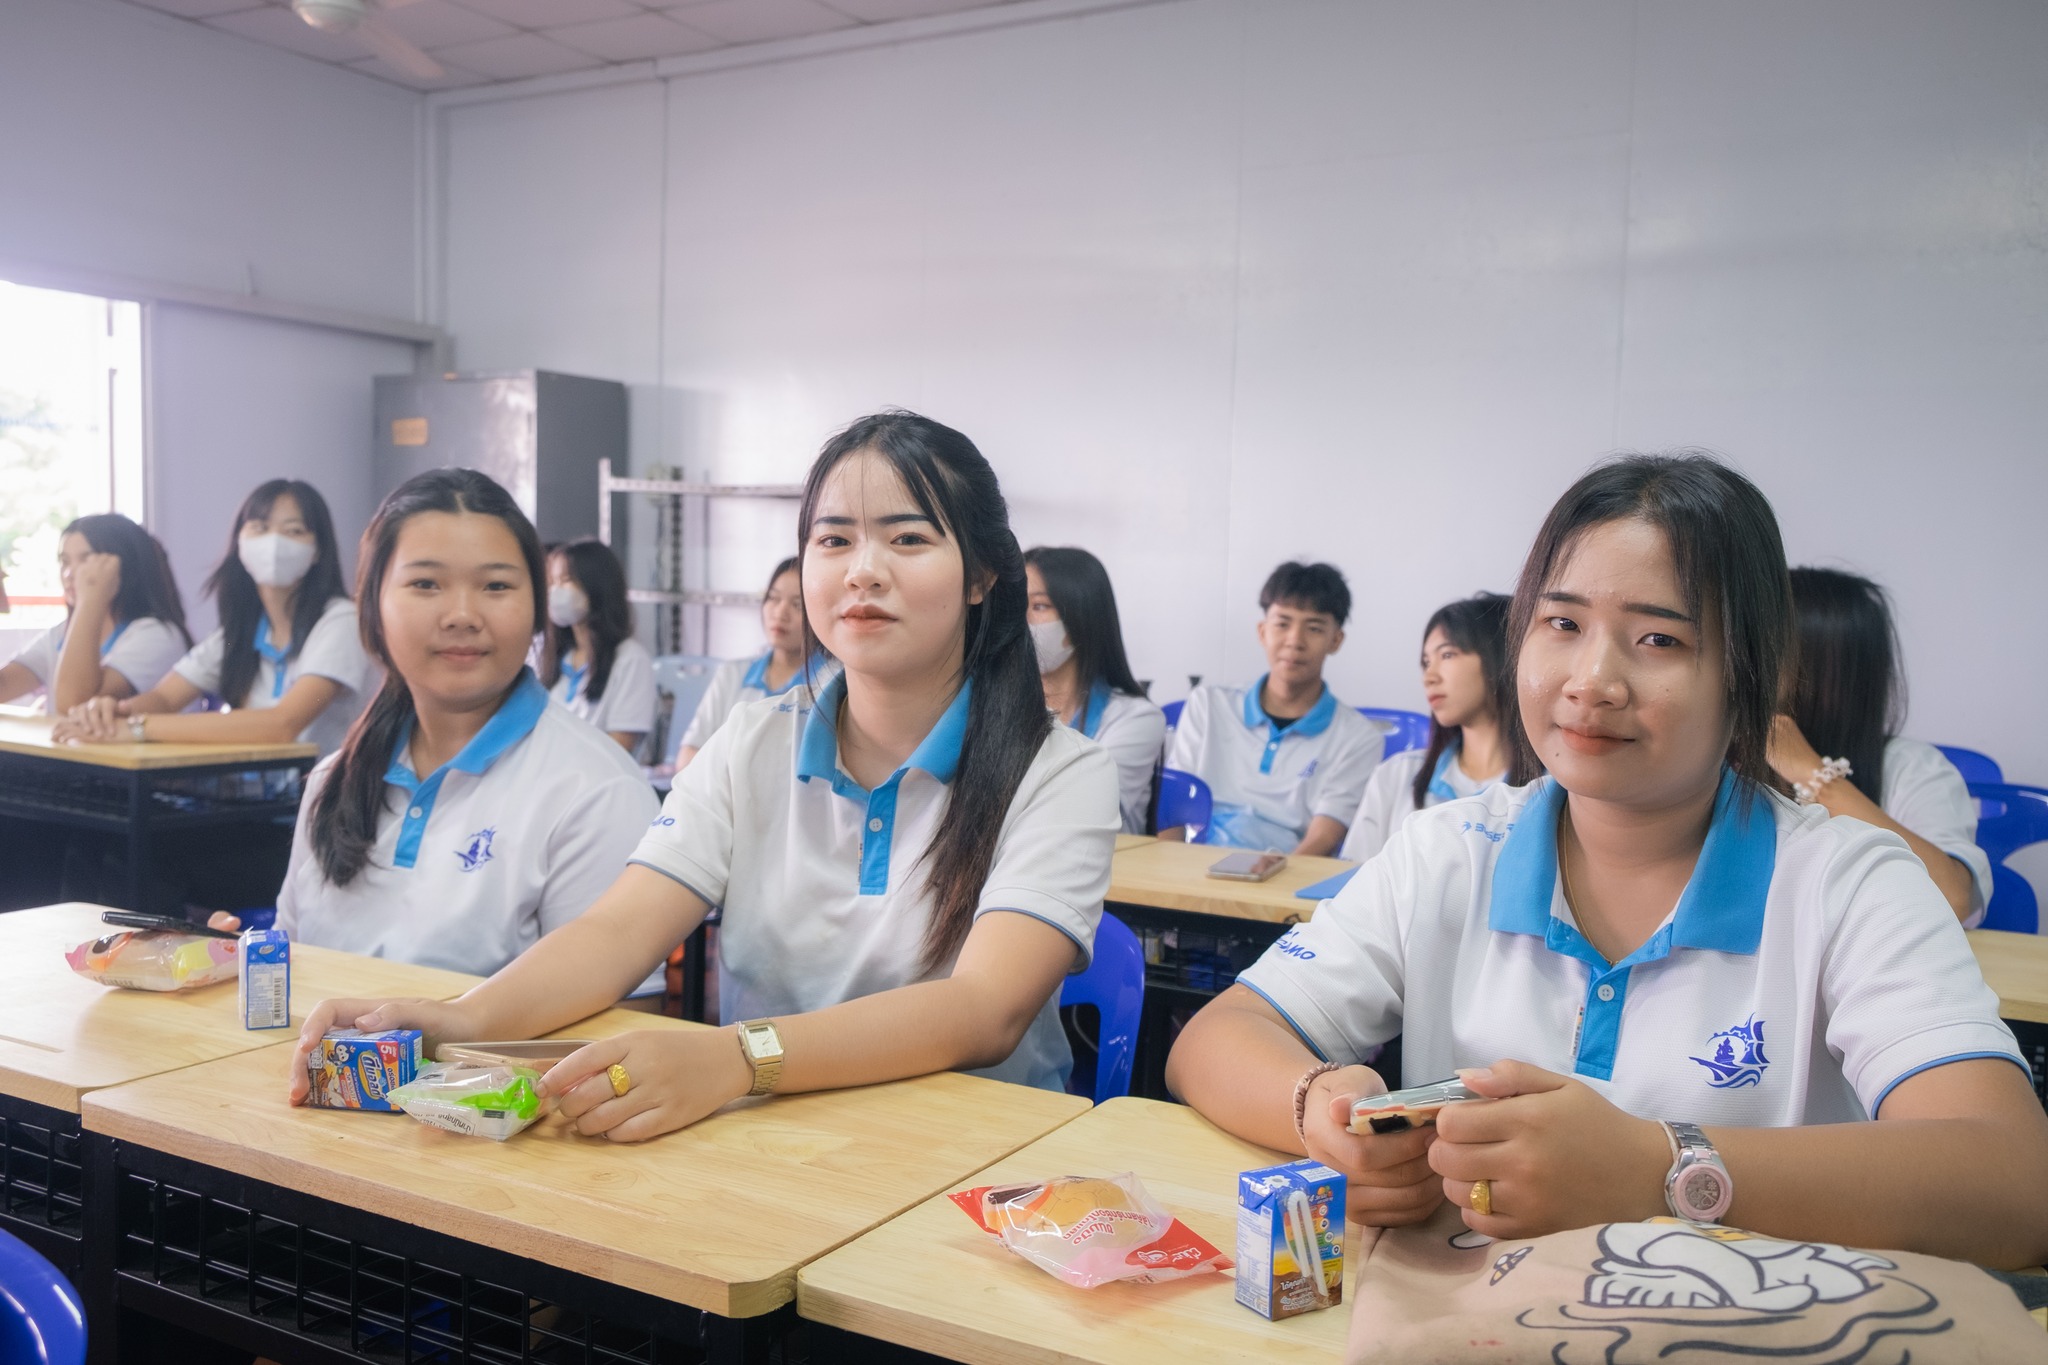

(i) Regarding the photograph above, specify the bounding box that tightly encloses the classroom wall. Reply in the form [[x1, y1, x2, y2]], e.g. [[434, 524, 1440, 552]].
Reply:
[[433, 0, 2048, 781]]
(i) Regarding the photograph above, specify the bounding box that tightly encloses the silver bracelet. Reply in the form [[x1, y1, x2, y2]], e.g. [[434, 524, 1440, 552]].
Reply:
[[1793, 756, 1851, 804]]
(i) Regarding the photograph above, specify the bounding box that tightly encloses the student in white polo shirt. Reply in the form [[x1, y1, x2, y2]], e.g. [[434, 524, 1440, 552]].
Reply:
[[287, 411, 1119, 1135], [1025, 546, 1166, 834], [1341, 592, 1523, 862], [538, 538, 658, 755], [54, 480, 373, 756], [0, 512, 190, 713], [1163, 561, 1381, 854], [1168, 454, 2048, 1269], [208, 468, 657, 978], [674, 557, 835, 767], [1772, 566, 1992, 925]]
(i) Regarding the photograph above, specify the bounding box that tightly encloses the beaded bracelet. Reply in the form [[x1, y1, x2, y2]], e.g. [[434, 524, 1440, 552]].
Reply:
[[1794, 756, 1852, 805], [1292, 1060, 1342, 1144]]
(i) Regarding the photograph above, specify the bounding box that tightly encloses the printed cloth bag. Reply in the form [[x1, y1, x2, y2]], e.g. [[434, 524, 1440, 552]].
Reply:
[[1345, 1203, 2048, 1363]]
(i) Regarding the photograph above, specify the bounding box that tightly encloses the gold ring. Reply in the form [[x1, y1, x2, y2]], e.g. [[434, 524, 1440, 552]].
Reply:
[[1471, 1179, 1492, 1217], [607, 1063, 631, 1098]]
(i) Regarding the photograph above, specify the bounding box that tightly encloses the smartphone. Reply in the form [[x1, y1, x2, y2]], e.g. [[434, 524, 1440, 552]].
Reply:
[[100, 910, 240, 941], [1348, 1077, 1481, 1134], [434, 1040, 595, 1067], [1206, 851, 1288, 882]]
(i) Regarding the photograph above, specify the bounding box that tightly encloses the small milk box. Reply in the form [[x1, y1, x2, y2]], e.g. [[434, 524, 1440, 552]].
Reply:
[[238, 927, 291, 1029], [1235, 1159, 1346, 1320]]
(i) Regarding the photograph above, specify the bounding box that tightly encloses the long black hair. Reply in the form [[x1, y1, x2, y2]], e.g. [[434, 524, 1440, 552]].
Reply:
[[311, 468, 546, 887], [799, 412, 1049, 973], [1785, 567, 1901, 800], [539, 538, 633, 704], [204, 480, 346, 708], [1505, 453, 1793, 800], [1023, 546, 1144, 698], [63, 513, 191, 647], [1410, 592, 1525, 809]]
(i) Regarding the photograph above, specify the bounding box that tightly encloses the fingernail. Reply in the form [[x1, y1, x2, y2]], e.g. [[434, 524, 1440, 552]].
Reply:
[[1457, 1066, 1492, 1082]]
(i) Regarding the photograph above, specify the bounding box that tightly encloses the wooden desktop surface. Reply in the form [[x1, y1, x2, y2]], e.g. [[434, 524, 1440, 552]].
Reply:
[[800, 1095, 1353, 1363], [1107, 840, 1352, 924], [83, 1008, 1090, 1319], [0, 712, 315, 770], [1971, 928, 2048, 1026], [0, 903, 480, 1112]]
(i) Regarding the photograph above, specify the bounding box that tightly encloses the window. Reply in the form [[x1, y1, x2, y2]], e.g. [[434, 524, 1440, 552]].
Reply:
[[0, 280, 143, 639]]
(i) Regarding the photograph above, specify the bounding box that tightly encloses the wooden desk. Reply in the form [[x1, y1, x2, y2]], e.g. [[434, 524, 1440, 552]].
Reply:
[[801, 1096, 1351, 1363], [83, 1008, 1089, 1323], [0, 713, 315, 771], [1972, 928, 2048, 1026], [1108, 840, 1351, 925]]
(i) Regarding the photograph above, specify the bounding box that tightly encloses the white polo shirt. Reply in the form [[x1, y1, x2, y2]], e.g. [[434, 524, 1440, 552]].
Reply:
[[677, 651, 837, 751], [1065, 680, 1168, 834], [171, 597, 375, 756], [630, 674, 1119, 1093], [550, 636, 658, 738], [1340, 740, 1505, 862], [277, 670, 658, 978], [1880, 736, 1993, 927], [1239, 771, 2027, 1127], [1165, 677, 1383, 851], [9, 616, 186, 711]]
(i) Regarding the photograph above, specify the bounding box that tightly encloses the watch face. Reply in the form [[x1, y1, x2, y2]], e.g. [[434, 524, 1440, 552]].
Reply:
[[1677, 1165, 1727, 1219]]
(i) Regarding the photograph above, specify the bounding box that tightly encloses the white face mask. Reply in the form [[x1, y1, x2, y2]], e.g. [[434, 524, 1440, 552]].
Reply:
[[1031, 618, 1074, 675], [547, 583, 589, 628], [238, 532, 317, 589]]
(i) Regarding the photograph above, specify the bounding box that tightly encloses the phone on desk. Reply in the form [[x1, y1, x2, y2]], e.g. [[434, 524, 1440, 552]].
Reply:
[[100, 910, 239, 941], [1349, 1077, 1481, 1134], [1206, 851, 1288, 882]]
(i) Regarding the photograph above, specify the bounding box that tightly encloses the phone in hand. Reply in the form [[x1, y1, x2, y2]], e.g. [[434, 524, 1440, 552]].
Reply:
[[1206, 851, 1288, 882], [100, 910, 240, 941], [1349, 1077, 1481, 1134]]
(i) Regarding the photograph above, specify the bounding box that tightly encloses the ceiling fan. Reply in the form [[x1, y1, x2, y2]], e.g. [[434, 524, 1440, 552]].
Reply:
[[292, 0, 444, 81]]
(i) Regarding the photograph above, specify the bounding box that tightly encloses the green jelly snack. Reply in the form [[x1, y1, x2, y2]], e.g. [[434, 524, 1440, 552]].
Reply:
[[455, 1072, 540, 1121]]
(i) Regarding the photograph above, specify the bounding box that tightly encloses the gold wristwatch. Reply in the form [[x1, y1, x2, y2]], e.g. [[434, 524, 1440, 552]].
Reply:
[[737, 1019, 784, 1097]]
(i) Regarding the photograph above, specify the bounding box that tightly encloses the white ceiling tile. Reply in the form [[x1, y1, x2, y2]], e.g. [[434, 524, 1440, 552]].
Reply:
[[432, 30, 609, 76], [205, 5, 376, 62], [374, 0, 515, 49], [545, 11, 724, 60], [822, 0, 1010, 20], [659, 0, 852, 45], [449, 0, 642, 27], [345, 54, 491, 88], [124, 0, 267, 18]]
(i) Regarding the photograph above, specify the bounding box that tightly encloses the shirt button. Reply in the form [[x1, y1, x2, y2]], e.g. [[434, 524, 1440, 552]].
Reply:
[[1596, 983, 1616, 1003], [868, 817, 884, 833], [408, 807, 424, 819]]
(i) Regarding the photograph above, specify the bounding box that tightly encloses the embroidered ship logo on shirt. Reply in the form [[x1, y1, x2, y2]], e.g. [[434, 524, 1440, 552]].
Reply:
[[1691, 1015, 1768, 1089], [456, 828, 496, 873]]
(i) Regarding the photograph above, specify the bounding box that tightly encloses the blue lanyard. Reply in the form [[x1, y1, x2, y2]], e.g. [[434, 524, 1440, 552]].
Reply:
[[561, 661, 588, 703], [1426, 744, 1460, 803], [254, 617, 292, 699]]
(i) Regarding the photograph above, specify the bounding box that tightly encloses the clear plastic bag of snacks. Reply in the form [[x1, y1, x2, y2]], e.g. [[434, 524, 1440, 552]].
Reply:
[[949, 1173, 1231, 1289], [65, 930, 238, 992], [387, 1062, 546, 1141]]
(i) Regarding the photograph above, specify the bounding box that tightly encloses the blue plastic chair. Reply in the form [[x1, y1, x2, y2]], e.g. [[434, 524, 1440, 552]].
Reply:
[[650, 653, 725, 764], [1939, 745, 2004, 786], [1060, 912, 1145, 1104], [0, 1228, 86, 1365], [1969, 783, 2048, 934], [1157, 768, 1212, 842], [1357, 707, 1433, 757], [1161, 698, 1185, 729]]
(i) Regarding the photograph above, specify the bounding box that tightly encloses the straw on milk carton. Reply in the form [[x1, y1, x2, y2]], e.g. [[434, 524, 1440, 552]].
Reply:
[[1235, 1159, 1345, 1320]]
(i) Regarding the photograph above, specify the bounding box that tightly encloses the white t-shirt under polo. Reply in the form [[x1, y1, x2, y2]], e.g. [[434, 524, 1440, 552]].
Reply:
[[677, 651, 836, 751], [1238, 771, 2025, 1127], [550, 636, 658, 738], [1064, 680, 1168, 835], [1340, 740, 1505, 862], [1880, 736, 1994, 927], [9, 616, 186, 711], [630, 675, 1119, 1093], [277, 670, 658, 978], [172, 597, 375, 756], [1165, 677, 1382, 851]]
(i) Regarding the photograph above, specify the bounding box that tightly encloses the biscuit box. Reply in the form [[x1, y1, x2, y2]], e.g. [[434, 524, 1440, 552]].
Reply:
[[1235, 1159, 1345, 1319], [238, 928, 291, 1030], [306, 1029, 422, 1111]]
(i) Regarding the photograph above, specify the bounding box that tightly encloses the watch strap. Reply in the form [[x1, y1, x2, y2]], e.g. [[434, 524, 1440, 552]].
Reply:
[[737, 1019, 784, 1097], [1660, 1119, 1733, 1222]]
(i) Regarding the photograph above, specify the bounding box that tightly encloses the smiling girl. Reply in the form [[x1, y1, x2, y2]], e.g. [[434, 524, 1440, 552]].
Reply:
[[289, 412, 1119, 1133], [1168, 454, 2048, 1267]]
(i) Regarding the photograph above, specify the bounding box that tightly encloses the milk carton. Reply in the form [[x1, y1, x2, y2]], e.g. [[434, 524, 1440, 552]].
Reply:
[[1235, 1159, 1345, 1319], [238, 928, 291, 1029]]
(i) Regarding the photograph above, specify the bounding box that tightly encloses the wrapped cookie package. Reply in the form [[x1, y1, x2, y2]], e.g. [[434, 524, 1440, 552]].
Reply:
[[950, 1173, 1230, 1289], [387, 1062, 546, 1141]]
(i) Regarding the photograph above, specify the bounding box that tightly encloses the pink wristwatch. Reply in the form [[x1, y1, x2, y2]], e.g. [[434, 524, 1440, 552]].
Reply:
[[1661, 1120, 1733, 1223]]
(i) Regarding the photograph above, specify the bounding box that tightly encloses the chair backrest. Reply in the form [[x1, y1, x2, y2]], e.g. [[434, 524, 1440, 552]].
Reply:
[[1357, 707, 1433, 757], [0, 1227, 86, 1365], [650, 654, 725, 764], [1161, 698, 1185, 729], [1984, 864, 2040, 935], [1060, 911, 1145, 1104], [1156, 768, 1212, 842], [1969, 783, 2048, 934], [1938, 745, 2004, 786]]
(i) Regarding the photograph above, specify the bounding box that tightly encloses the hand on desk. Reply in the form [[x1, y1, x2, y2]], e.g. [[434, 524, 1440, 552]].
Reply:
[[52, 695, 129, 743], [542, 1029, 754, 1143], [1304, 1064, 1445, 1227], [285, 995, 477, 1105]]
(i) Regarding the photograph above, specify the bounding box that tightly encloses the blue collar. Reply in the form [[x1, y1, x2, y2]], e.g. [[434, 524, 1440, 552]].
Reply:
[[1075, 679, 1111, 739], [1426, 742, 1460, 802], [254, 617, 292, 699], [1240, 675, 1337, 741], [743, 650, 820, 697], [797, 673, 971, 799], [1489, 769, 1777, 955], [99, 619, 129, 659], [385, 669, 549, 790], [560, 658, 588, 703]]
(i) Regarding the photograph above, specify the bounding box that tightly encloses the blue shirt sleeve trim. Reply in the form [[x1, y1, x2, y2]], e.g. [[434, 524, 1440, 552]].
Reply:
[[1235, 977, 1331, 1064], [1870, 1049, 2032, 1118], [977, 906, 1091, 973], [626, 858, 723, 913]]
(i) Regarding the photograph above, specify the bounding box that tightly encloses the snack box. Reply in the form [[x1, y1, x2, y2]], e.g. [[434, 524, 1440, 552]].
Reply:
[[306, 1029, 423, 1111], [239, 928, 291, 1029], [1235, 1159, 1345, 1320]]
